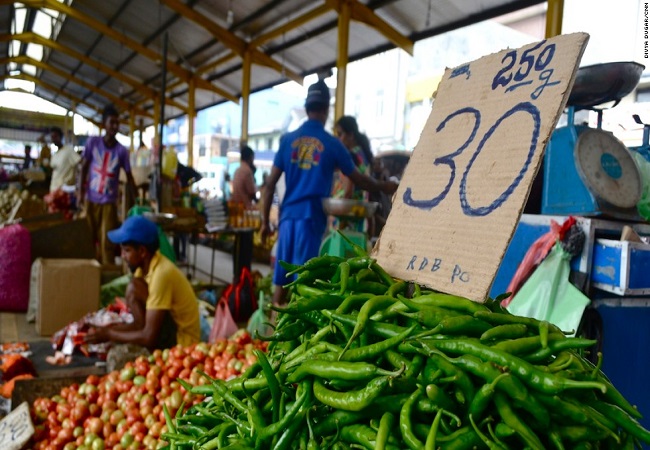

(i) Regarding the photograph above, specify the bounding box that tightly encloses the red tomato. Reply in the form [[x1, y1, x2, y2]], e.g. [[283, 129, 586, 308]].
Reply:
[[87, 417, 103, 436], [110, 409, 125, 426], [103, 422, 114, 439]]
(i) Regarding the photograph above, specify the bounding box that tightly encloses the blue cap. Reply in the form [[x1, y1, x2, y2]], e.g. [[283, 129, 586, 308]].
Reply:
[[305, 80, 330, 107], [107, 215, 159, 245]]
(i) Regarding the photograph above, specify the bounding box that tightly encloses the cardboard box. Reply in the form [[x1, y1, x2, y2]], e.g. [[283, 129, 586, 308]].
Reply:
[[591, 239, 650, 296], [34, 259, 101, 336]]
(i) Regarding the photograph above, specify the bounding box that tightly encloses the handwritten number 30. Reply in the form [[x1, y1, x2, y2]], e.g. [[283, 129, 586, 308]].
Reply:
[[403, 102, 541, 216]]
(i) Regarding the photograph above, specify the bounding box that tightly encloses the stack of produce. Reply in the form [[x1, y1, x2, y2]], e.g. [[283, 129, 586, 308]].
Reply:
[[166, 247, 650, 449], [29, 335, 267, 450]]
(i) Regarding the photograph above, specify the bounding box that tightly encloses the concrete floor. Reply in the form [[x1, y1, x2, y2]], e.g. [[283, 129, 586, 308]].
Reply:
[[0, 243, 272, 343]]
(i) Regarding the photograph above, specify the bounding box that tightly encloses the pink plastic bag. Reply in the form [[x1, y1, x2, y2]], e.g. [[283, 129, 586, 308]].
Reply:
[[502, 217, 576, 306], [0, 224, 31, 312], [209, 298, 239, 342]]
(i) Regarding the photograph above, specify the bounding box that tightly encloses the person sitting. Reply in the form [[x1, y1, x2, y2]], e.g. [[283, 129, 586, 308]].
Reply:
[[85, 215, 200, 350]]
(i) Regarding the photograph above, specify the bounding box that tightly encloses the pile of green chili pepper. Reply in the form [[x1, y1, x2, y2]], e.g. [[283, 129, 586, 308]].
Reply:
[[163, 239, 650, 449]]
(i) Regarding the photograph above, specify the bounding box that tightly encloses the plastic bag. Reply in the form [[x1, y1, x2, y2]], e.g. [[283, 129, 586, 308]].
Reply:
[[209, 298, 239, 343], [247, 291, 273, 338], [224, 267, 258, 323], [633, 151, 650, 221], [503, 217, 576, 306], [506, 243, 590, 335]]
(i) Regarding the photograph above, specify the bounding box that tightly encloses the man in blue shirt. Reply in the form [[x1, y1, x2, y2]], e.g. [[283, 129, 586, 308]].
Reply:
[[261, 79, 397, 305]]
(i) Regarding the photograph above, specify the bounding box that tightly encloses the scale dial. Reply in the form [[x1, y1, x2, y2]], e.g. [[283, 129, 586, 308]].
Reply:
[[574, 129, 642, 208]]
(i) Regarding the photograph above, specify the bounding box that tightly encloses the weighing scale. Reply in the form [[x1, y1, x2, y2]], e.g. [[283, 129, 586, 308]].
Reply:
[[320, 198, 378, 258], [542, 62, 646, 220]]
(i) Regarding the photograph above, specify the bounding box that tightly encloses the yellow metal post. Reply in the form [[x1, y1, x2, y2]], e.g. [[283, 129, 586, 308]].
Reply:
[[241, 50, 251, 144], [545, 0, 564, 38], [188, 77, 196, 167], [335, 0, 351, 121]]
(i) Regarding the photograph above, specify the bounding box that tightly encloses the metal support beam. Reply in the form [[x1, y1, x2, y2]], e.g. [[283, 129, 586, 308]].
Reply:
[[161, 0, 302, 85], [187, 77, 196, 167], [335, 0, 351, 121], [545, 0, 564, 38], [251, 4, 331, 48], [1, 74, 103, 125], [241, 51, 252, 144], [0, 56, 152, 118], [0, 33, 188, 112], [9, 0, 236, 101], [346, 0, 414, 55]]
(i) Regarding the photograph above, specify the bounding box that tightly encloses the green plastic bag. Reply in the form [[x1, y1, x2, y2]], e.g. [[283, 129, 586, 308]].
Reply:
[[506, 243, 589, 336], [100, 274, 131, 307], [247, 291, 273, 338], [633, 152, 650, 221]]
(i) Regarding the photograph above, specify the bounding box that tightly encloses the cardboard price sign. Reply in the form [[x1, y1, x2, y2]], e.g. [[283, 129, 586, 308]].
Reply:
[[373, 33, 589, 301], [0, 402, 35, 450]]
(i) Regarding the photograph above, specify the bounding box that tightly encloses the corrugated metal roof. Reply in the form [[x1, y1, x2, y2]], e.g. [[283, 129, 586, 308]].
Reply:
[[0, 0, 545, 133]]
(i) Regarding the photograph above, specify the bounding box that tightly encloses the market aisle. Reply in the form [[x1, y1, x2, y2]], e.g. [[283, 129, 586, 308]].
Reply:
[[181, 241, 272, 285], [0, 243, 272, 343]]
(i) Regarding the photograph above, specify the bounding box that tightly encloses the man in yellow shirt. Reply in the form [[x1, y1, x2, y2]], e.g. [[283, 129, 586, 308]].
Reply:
[[86, 215, 200, 349]]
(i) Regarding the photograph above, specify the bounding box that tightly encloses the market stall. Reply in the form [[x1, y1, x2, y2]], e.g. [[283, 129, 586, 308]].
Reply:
[[2, 32, 650, 450]]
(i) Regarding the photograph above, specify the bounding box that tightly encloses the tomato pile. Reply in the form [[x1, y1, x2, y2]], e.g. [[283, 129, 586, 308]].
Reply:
[[30, 334, 267, 450]]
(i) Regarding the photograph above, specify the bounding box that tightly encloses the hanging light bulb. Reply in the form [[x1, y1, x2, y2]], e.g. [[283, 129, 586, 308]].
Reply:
[[226, 0, 233, 26]]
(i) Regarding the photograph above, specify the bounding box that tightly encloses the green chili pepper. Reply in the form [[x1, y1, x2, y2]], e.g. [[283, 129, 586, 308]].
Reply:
[[553, 425, 611, 443], [340, 325, 416, 362], [375, 412, 394, 450], [254, 349, 281, 424], [288, 254, 345, 275], [438, 427, 483, 450], [474, 311, 566, 336], [323, 310, 412, 338], [424, 409, 443, 450], [469, 372, 510, 419], [399, 292, 489, 315], [355, 267, 379, 283], [399, 389, 425, 450], [480, 323, 529, 342], [493, 391, 544, 450], [424, 384, 457, 412], [348, 279, 391, 295], [286, 360, 403, 383], [313, 376, 390, 412], [313, 410, 368, 436], [336, 293, 375, 314], [256, 320, 310, 341], [272, 407, 309, 450], [416, 347, 475, 405], [589, 401, 650, 444], [469, 414, 508, 450], [341, 295, 398, 355], [539, 320, 550, 349], [398, 306, 461, 329], [423, 339, 607, 395], [338, 261, 351, 294], [386, 280, 407, 297], [414, 315, 492, 338], [523, 338, 598, 363], [296, 283, 330, 298], [258, 379, 311, 443], [340, 424, 377, 449]]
